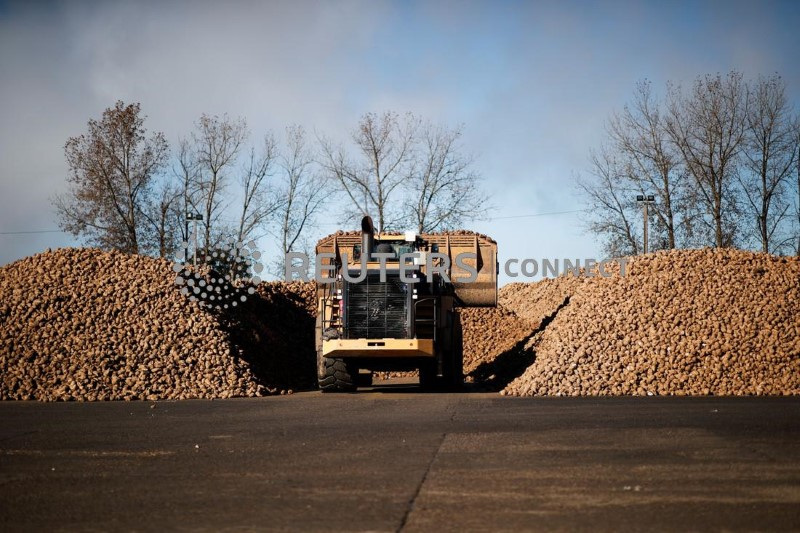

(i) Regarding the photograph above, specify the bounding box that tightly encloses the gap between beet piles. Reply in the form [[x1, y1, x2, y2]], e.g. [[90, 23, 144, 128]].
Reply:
[[468, 296, 572, 392]]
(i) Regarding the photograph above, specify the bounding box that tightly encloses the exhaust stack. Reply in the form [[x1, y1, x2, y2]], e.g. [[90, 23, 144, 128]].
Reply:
[[361, 216, 374, 260]]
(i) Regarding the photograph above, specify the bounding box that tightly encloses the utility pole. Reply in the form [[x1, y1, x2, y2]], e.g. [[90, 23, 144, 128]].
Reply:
[[636, 195, 655, 254]]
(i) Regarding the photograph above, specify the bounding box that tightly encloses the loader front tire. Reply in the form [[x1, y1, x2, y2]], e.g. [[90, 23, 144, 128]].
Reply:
[[318, 350, 357, 392]]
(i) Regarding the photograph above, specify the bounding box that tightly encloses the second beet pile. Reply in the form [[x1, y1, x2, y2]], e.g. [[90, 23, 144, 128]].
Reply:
[[498, 248, 800, 396]]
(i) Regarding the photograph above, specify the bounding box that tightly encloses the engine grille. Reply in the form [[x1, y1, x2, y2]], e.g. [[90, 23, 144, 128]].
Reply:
[[345, 271, 408, 339]]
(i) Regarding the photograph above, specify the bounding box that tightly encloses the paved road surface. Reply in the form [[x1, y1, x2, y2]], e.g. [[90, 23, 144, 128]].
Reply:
[[1, 386, 799, 531]]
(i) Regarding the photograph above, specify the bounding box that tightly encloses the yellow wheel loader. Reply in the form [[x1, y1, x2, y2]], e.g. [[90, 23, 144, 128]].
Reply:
[[314, 216, 497, 392]]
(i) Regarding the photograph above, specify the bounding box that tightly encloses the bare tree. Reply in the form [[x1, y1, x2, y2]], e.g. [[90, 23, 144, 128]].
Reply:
[[273, 126, 326, 265], [191, 114, 248, 250], [666, 72, 748, 248], [739, 75, 798, 253], [141, 181, 181, 258], [320, 111, 418, 231], [407, 122, 487, 232], [794, 124, 800, 255], [608, 80, 688, 249], [54, 101, 169, 254], [235, 134, 279, 245], [577, 147, 640, 257], [173, 138, 200, 244]]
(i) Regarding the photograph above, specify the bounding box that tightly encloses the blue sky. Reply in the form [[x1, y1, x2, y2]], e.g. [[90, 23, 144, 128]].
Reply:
[[0, 0, 798, 283]]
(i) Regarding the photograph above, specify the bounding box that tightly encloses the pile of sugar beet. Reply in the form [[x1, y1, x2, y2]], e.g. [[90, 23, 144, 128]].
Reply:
[[1, 247, 798, 400], [499, 249, 799, 396], [0, 248, 316, 400]]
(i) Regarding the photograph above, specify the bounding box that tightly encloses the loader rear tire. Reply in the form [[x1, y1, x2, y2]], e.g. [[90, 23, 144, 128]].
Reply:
[[450, 315, 464, 391], [419, 313, 464, 392], [418, 360, 439, 391]]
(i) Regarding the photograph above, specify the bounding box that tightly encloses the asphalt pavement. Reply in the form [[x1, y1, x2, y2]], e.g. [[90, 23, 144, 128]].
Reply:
[[1, 385, 799, 532]]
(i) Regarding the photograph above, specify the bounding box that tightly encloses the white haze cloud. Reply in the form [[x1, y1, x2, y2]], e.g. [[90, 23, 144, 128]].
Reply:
[[1, 0, 797, 281]]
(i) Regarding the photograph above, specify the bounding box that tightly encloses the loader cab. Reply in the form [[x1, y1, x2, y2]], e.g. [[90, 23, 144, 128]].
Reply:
[[351, 236, 418, 264]]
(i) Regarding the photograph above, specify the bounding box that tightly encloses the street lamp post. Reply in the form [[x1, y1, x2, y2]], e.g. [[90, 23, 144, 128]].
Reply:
[[636, 195, 656, 254], [186, 213, 203, 266]]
